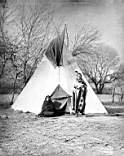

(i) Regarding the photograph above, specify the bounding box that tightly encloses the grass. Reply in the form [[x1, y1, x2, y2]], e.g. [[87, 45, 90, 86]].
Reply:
[[0, 109, 124, 156], [0, 95, 124, 156], [104, 102, 124, 114]]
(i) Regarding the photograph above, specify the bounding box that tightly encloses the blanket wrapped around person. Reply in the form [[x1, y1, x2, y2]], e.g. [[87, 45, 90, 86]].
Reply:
[[38, 95, 67, 117]]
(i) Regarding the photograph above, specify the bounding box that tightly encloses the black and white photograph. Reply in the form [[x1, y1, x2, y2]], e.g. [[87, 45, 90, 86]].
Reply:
[[0, 0, 124, 155]]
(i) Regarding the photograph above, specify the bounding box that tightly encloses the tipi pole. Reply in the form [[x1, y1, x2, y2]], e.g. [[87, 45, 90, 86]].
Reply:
[[58, 66, 60, 84]]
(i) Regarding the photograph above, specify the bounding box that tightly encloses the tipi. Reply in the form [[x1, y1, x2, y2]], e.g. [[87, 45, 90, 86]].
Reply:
[[13, 27, 107, 115]]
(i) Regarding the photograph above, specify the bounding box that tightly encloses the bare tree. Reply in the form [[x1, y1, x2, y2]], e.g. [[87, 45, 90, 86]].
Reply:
[[12, 0, 53, 87], [0, 0, 53, 103], [0, 0, 16, 78], [72, 25, 100, 56], [112, 64, 124, 103], [0, 0, 18, 98], [77, 44, 120, 94]]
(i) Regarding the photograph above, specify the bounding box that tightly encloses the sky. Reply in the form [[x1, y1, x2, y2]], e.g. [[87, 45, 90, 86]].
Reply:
[[48, 0, 124, 62], [7, 0, 124, 62]]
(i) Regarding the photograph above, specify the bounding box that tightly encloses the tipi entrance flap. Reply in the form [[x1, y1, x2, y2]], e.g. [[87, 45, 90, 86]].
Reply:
[[51, 84, 71, 99], [51, 84, 71, 112]]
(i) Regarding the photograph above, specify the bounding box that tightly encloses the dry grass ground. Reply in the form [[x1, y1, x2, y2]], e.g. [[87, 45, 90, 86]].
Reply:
[[0, 109, 124, 156], [0, 94, 124, 156]]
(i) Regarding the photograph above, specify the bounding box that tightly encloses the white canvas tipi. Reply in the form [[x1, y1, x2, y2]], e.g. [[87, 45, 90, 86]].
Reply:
[[13, 28, 107, 115]]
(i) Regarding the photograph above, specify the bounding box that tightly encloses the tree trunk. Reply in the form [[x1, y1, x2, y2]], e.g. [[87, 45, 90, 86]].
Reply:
[[119, 88, 124, 104], [95, 83, 104, 94], [112, 87, 115, 103], [94, 83, 99, 94], [97, 90, 103, 94], [23, 61, 27, 87], [0, 59, 7, 78], [10, 73, 18, 105], [98, 84, 104, 94]]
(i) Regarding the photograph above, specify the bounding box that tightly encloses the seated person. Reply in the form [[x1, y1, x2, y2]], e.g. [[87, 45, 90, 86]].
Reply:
[[38, 95, 55, 117], [38, 95, 66, 117]]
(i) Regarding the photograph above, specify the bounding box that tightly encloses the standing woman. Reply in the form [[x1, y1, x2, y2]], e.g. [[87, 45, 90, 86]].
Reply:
[[78, 74, 87, 115], [73, 71, 87, 116]]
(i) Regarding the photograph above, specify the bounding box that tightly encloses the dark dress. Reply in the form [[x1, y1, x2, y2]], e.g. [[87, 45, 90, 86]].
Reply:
[[38, 98, 67, 117], [75, 79, 87, 116], [38, 99, 55, 117]]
